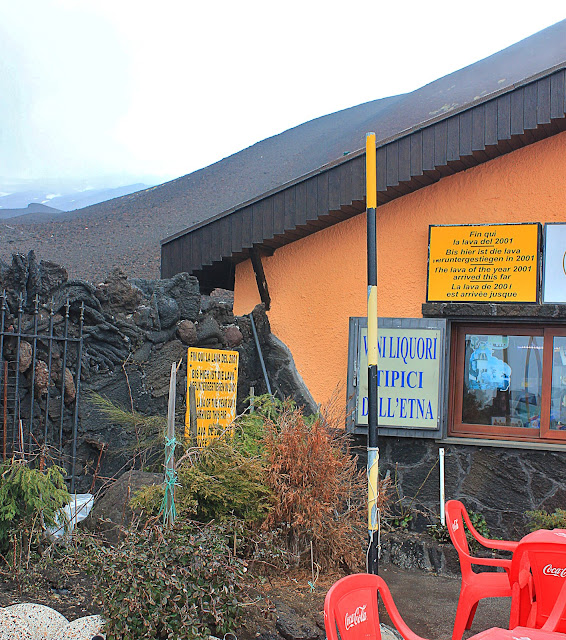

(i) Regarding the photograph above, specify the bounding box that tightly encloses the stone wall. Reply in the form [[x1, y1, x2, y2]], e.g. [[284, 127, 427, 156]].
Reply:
[[353, 434, 565, 539], [0, 251, 316, 492]]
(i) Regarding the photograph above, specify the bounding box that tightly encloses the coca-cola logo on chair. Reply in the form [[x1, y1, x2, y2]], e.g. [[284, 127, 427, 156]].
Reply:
[[345, 605, 367, 630], [543, 564, 566, 578]]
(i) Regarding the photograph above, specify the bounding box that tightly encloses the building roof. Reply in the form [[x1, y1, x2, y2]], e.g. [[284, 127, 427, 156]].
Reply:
[[161, 20, 566, 291]]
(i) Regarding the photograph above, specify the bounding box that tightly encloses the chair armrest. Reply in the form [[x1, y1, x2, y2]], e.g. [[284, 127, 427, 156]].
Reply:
[[542, 579, 566, 631], [377, 577, 433, 640], [468, 629, 507, 640], [485, 539, 519, 553], [461, 509, 518, 554], [470, 557, 512, 570]]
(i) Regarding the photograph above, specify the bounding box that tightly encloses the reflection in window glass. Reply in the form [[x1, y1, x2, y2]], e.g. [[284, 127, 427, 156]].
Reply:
[[550, 337, 566, 430], [462, 334, 543, 428]]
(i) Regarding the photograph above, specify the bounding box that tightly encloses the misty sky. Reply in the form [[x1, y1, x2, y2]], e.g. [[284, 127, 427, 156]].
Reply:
[[1, 1, 565, 186]]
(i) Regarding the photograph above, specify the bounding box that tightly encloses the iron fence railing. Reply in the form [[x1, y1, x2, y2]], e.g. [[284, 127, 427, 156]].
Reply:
[[0, 290, 84, 491]]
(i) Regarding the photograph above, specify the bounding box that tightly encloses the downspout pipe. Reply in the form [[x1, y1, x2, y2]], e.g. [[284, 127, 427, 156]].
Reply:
[[248, 312, 272, 397]]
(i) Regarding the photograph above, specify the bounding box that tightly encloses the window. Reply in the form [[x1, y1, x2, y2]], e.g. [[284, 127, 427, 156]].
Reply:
[[450, 324, 566, 442]]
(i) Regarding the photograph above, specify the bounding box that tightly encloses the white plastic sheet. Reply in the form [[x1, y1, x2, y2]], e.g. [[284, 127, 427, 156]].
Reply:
[[47, 493, 94, 540]]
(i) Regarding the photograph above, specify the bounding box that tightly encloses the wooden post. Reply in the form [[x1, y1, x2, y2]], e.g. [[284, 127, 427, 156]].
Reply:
[[250, 386, 255, 413], [188, 385, 197, 445], [164, 363, 176, 528], [250, 248, 271, 310], [18, 420, 24, 459]]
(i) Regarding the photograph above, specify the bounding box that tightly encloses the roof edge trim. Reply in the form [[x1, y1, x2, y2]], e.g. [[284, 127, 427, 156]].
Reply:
[[161, 63, 566, 247]]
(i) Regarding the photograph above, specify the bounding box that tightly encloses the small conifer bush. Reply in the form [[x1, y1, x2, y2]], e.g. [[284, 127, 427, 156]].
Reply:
[[131, 435, 272, 525], [527, 508, 566, 531], [0, 460, 69, 566]]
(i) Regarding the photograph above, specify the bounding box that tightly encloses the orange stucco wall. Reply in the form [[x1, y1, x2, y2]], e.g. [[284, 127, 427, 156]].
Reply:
[[234, 132, 566, 405]]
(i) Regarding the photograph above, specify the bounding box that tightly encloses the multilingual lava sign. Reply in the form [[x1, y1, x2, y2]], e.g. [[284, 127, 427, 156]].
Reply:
[[185, 347, 239, 446], [427, 223, 540, 303]]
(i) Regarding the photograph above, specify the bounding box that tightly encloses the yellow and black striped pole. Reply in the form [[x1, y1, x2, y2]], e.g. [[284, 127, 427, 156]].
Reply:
[[366, 132, 379, 574]]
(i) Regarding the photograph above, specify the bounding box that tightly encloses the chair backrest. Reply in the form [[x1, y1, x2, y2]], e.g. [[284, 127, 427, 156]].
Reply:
[[445, 500, 474, 578], [324, 574, 382, 640], [509, 529, 566, 631]]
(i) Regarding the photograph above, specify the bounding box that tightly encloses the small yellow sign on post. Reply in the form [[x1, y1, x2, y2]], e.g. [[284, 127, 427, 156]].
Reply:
[[427, 223, 540, 303], [185, 347, 239, 446]]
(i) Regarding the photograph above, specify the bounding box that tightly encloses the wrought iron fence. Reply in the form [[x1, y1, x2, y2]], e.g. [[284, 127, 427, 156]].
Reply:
[[0, 290, 84, 491]]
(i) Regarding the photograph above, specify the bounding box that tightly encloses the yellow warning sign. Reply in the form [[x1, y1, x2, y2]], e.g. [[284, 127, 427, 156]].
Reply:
[[185, 347, 239, 446], [427, 223, 539, 302]]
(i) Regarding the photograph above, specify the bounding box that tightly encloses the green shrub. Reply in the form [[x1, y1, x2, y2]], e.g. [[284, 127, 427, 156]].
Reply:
[[132, 436, 272, 526], [0, 460, 69, 560], [81, 522, 247, 640], [527, 508, 566, 531], [129, 392, 370, 574], [468, 510, 491, 540], [390, 513, 413, 531], [130, 483, 169, 517], [87, 392, 167, 469], [233, 394, 299, 457], [179, 439, 271, 523]]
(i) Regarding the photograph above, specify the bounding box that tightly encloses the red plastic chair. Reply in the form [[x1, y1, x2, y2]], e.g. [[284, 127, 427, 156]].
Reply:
[[445, 500, 519, 640], [542, 579, 566, 633], [509, 528, 566, 632], [467, 626, 566, 640], [324, 573, 430, 640]]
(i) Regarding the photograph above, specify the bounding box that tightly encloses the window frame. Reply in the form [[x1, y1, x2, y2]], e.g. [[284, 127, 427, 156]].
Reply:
[[449, 323, 566, 443]]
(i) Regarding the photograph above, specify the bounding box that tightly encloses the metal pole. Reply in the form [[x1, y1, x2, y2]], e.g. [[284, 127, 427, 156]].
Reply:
[[249, 312, 272, 396], [12, 294, 23, 451], [28, 296, 39, 453], [0, 291, 6, 430], [188, 385, 197, 445], [2, 362, 7, 461], [58, 299, 70, 460], [70, 303, 84, 494], [0, 293, 5, 460], [43, 302, 55, 446], [366, 132, 380, 574], [439, 448, 446, 526]]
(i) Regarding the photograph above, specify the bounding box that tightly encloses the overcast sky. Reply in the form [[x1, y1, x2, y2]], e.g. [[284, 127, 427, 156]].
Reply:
[[1, 1, 565, 187]]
